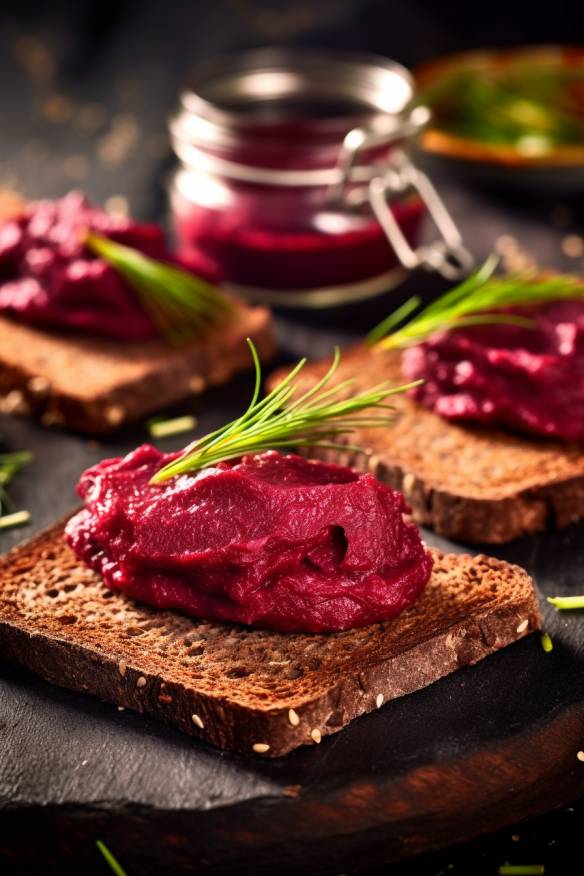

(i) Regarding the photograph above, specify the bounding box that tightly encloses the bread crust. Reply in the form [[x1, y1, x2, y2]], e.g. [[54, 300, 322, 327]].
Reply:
[[0, 521, 541, 757]]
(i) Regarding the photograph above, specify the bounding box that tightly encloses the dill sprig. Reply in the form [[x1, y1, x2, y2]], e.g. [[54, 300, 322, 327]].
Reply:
[[368, 255, 584, 350], [85, 233, 231, 344], [151, 339, 421, 483], [0, 451, 31, 530]]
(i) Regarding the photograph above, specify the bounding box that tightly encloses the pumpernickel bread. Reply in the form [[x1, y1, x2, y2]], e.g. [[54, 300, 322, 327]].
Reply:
[[0, 302, 275, 434], [268, 346, 584, 544], [0, 519, 540, 757]]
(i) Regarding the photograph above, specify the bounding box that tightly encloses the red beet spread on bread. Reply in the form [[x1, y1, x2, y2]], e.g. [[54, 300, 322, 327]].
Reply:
[[0, 191, 217, 341], [402, 299, 584, 442], [66, 447, 433, 633]]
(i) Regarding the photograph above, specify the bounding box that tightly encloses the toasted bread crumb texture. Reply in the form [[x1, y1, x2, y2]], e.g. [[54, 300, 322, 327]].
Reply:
[[0, 522, 540, 756], [268, 346, 584, 543], [0, 304, 274, 433]]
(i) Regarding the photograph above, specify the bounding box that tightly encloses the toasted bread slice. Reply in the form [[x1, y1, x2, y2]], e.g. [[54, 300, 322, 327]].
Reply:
[[268, 346, 584, 544], [0, 302, 275, 434], [0, 520, 540, 757]]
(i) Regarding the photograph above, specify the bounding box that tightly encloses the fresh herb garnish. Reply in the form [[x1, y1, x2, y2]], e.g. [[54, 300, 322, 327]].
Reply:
[[547, 595, 584, 610], [150, 339, 420, 483], [85, 233, 231, 344], [0, 451, 31, 530], [147, 414, 197, 439], [96, 840, 128, 876], [367, 256, 583, 350], [498, 866, 545, 875], [540, 632, 553, 653]]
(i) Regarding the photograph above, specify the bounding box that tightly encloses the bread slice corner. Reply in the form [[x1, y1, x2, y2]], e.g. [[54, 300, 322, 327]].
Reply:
[[0, 520, 541, 756]]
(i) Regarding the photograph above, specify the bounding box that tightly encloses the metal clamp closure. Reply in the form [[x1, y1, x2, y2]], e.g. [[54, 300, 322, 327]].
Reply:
[[330, 114, 475, 281]]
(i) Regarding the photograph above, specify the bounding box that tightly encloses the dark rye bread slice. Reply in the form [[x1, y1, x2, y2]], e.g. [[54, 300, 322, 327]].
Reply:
[[268, 346, 584, 544], [0, 302, 275, 434], [0, 520, 540, 757]]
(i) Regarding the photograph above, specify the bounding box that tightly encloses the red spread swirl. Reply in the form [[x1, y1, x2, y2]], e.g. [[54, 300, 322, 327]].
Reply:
[[0, 191, 217, 341], [402, 299, 584, 442], [66, 447, 433, 633]]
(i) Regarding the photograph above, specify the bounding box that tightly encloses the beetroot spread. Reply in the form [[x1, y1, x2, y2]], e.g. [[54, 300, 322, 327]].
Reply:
[[0, 191, 216, 341], [402, 299, 584, 442], [66, 446, 433, 633]]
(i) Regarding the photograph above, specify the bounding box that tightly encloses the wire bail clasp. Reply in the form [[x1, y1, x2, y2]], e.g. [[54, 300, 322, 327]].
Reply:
[[330, 110, 475, 281], [368, 150, 475, 280]]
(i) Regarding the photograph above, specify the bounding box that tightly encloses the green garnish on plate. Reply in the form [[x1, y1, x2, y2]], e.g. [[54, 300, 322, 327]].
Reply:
[[547, 595, 584, 610], [86, 233, 231, 344], [367, 256, 583, 350], [147, 414, 198, 439], [151, 339, 421, 483], [96, 840, 128, 876], [0, 451, 31, 531]]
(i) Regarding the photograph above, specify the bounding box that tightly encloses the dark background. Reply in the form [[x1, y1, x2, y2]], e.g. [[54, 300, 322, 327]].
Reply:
[[1, 1, 584, 874]]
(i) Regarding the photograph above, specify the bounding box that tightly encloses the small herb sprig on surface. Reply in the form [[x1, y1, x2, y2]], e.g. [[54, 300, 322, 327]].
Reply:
[[85, 233, 231, 344], [547, 595, 584, 610], [147, 414, 197, 439], [151, 339, 420, 483], [96, 840, 128, 876], [367, 256, 584, 350], [0, 451, 31, 530]]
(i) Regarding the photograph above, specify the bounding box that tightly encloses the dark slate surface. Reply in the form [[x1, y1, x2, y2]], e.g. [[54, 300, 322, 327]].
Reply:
[[1, 1, 584, 874]]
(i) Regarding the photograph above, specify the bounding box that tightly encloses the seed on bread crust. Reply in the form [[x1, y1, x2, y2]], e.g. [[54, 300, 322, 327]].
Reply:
[[311, 729, 322, 744], [253, 743, 270, 753], [288, 708, 300, 726], [118, 659, 127, 676], [376, 693, 384, 708], [192, 713, 204, 729], [136, 675, 147, 688], [516, 619, 529, 633]]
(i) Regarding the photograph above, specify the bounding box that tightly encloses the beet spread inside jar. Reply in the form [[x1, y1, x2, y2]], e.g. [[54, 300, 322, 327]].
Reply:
[[168, 50, 473, 307]]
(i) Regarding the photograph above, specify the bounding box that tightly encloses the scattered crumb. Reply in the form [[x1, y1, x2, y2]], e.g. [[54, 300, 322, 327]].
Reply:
[[105, 404, 125, 426], [562, 234, 584, 259], [252, 742, 270, 753], [105, 195, 129, 217], [511, 834, 520, 841], [41, 94, 74, 124], [97, 114, 139, 167], [27, 375, 50, 395], [13, 35, 56, 80]]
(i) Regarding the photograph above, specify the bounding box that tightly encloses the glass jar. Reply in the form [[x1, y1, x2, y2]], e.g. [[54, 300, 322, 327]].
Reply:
[[168, 49, 473, 308]]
